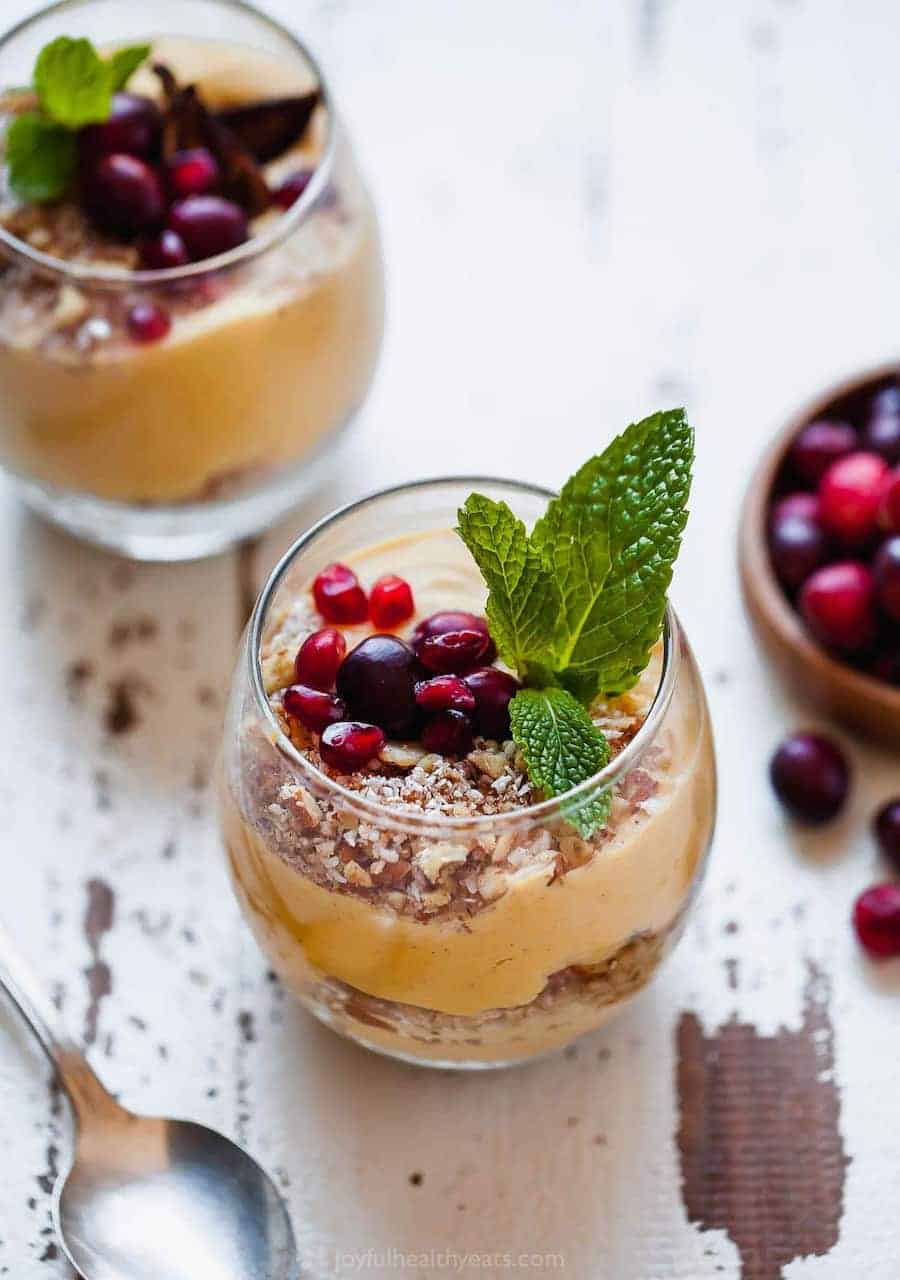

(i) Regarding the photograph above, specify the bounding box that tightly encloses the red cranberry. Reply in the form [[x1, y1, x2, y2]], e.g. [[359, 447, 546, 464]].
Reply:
[[769, 732, 850, 823], [421, 709, 474, 756], [83, 153, 165, 237], [768, 510, 830, 591], [79, 93, 161, 162], [463, 667, 521, 740], [294, 627, 346, 690], [790, 420, 858, 487], [417, 629, 489, 674], [873, 537, 900, 621], [319, 721, 385, 772], [875, 799, 900, 871], [272, 169, 313, 209], [863, 410, 900, 465], [770, 492, 820, 525], [799, 561, 876, 652], [879, 469, 900, 534], [369, 575, 415, 629], [336, 635, 419, 736], [168, 196, 248, 261], [282, 684, 347, 733], [125, 302, 171, 343], [414, 675, 476, 714], [412, 609, 495, 657], [312, 563, 368, 624], [853, 884, 900, 958], [138, 230, 189, 270], [166, 148, 220, 199], [819, 451, 890, 545]]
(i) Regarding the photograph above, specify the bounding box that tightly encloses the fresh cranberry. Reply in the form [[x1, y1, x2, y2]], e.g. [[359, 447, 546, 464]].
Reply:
[[863, 410, 900, 465], [294, 627, 346, 690], [312, 563, 368, 624], [272, 169, 314, 210], [770, 492, 820, 525], [875, 799, 900, 871], [138, 230, 189, 270], [125, 302, 171, 343], [790, 420, 858, 487], [282, 684, 347, 733], [769, 732, 850, 823], [417, 629, 490, 674], [369, 575, 415, 629], [336, 635, 419, 736], [819, 451, 890, 545], [79, 93, 161, 162], [873, 537, 900, 621], [412, 611, 496, 663], [463, 667, 521, 740], [319, 721, 385, 772], [165, 148, 220, 199], [168, 196, 248, 261], [414, 675, 476, 714], [768, 509, 830, 591], [799, 561, 876, 652], [879, 469, 900, 534], [83, 153, 165, 237], [421, 709, 474, 756], [853, 884, 900, 958]]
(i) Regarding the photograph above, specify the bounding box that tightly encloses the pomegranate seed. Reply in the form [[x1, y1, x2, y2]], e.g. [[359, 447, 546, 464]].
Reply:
[[83, 153, 165, 237], [412, 611, 496, 664], [126, 302, 171, 343], [138, 230, 189, 270], [166, 148, 220, 198], [768, 509, 830, 591], [799, 561, 876, 652], [769, 732, 850, 823], [414, 675, 476, 714], [336, 635, 419, 737], [790, 420, 858, 487], [368, 575, 414, 629], [879, 469, 900, 533], [273, 169, 313, 209], [421, 709, 474, 756], [875, 799, 900, 871], [312, 563, 368, 624], [819, 451, 890, 545], [294, 627, 346, 690], [873, 537, 900, 621], [770, 492, 820, 525], [168, 196, 248, 261], [282, 684, 347, 733], [463, 667, 521, 740], [79, 93, 161, 162], [417, 629, 489, 674], [853, 884, 900, 958], [319, 721, 385, 772]]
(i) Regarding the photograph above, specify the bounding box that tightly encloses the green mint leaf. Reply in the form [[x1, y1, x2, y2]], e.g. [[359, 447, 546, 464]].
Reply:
[[509, 687, 611, 838], [34, 36, 112, 127], [456, 493, 559, 675], [532, 408, 693, 699], [6, 113, 77, 201], [105, 44, 151, 92]]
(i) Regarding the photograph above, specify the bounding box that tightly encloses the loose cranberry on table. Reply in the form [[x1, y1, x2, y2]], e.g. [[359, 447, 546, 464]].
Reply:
[[853, 884, 900, 959], [421, 709, 474, 757], [272, 169, 313, 210], [166, 148, 220, 199], [138, 229, 190, 270], [319, 721, 385, 772], [294, 627, 346, 690], [369, 575, 414, 628], [78, 93, 161, 163], [414, 675, 476, 714], [335, 635, 419, 737], [84, 153, 165, 237], [282, 685, 347, 733], [873, 537, 900, 621], [464, 667, 521, 740], [412, 611, 497, 664], [799, 561, 876, 652], [874, 799, 900, 871], [818, 452, 889, 545], [769, 731, 850, 823], [168, 196, 248, 261], [790, 420, 858, 487], [312, 563, 368, 624], [768, 505, 830, 591], [126, 302, 171, 344]]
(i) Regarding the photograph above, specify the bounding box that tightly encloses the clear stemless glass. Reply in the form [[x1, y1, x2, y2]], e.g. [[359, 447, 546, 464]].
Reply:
[[218, 479, 717, 1069], [0, 0, 384, 560]]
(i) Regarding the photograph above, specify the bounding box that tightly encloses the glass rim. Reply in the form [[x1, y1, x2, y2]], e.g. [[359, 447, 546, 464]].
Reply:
[[0, 0, 336, 286], [247, 475, 682, 835]]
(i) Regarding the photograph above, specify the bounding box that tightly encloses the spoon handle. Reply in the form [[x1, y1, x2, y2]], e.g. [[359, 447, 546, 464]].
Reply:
[[0, 921, 117, 1121]]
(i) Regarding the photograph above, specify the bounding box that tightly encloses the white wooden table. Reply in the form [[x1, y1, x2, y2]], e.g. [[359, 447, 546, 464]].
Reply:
[[2, 2, 899, 1276]]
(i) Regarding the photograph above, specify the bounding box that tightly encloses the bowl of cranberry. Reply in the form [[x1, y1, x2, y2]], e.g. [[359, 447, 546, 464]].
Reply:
[[739, 364, 900, 747]]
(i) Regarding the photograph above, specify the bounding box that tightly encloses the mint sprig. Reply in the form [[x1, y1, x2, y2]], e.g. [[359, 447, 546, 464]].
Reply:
[[5, 114, 76, 201], [456, 409, 694, 837]]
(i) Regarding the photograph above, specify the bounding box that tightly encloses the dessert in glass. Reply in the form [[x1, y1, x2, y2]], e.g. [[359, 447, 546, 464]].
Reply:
[[220, 433, 716, 1068], [0, 0, 384, 559]]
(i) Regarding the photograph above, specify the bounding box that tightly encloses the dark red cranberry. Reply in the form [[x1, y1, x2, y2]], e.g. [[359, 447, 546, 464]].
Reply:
[[463, 667, 521, 740], [319, 721, 385, 772], [79, 93, 161, 162], [417, 629, 489, 674], [414, 675, 476, 714], [336, 635, 419, 736], [819, 451, 890, 545], [168, 196, 248, 261], [138, 230, 189, 270], [873, 537, 900, 621], [863, 410, 900, 465], [875, 799, 900, 871], [412, 610, 496, 663], [768, 510, 830, 591], [880, 469, 900, 534], [272, 169, 314, 209], [282, 684, 347, 733], [770, 492, 820, 525], [799, 561, 876, 652], [83, 153, 165, 237], [125, 302, 171, 343], [421, 709, 474, 756], [294, 627, 346, 690], [790, 420, 858, 488], [853, 884, 900, 958], [769, 732, 850, 823], [165, 148, 220, 199], [369, 575, 415, 629], [312, 563, 368, 624]]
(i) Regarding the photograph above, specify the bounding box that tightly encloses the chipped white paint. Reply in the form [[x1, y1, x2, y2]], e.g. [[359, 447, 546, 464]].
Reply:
[[1, 0, 900, 1275]]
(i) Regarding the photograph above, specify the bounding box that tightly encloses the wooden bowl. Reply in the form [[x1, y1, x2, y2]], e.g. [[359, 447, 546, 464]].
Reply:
[[738, 362, 900, 749]]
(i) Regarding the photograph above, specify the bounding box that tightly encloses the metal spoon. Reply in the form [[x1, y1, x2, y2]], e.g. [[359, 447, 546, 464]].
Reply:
[[0, 924, 298, 1280]]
